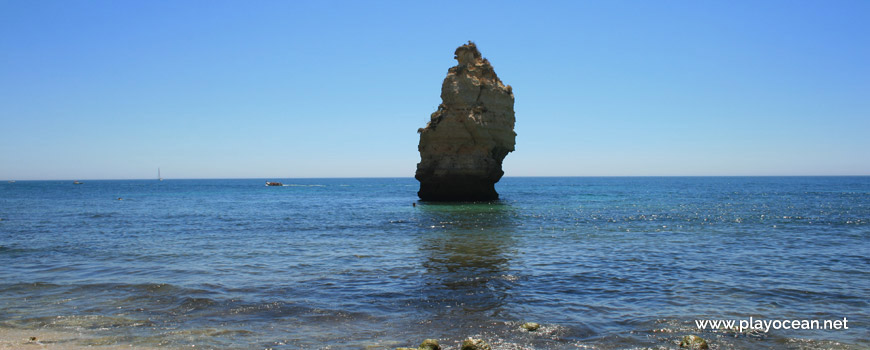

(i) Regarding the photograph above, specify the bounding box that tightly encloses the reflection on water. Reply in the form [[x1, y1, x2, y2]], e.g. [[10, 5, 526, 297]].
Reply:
[[414, 202, 520, 326]]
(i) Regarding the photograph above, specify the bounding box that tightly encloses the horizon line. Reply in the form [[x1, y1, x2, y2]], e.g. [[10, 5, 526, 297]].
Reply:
[[5, 174, 870, 182]]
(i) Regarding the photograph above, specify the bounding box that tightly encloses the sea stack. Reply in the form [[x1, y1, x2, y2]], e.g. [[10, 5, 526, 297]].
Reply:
[[415, 41, 516, 201]]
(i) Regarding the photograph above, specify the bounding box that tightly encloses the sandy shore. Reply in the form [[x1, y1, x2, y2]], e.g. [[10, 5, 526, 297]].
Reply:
[[0, 328, 158, 350]]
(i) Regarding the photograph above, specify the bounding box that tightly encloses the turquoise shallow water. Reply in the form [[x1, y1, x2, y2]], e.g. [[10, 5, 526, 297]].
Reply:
[[0, 177, 868, 349]]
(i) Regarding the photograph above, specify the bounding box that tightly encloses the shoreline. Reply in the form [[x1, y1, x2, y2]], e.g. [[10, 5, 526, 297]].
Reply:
[[0, 328, 160, 350]]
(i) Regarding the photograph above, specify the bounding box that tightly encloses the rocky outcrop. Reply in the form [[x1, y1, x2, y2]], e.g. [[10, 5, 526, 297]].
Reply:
[[416, 41, 516, 201]]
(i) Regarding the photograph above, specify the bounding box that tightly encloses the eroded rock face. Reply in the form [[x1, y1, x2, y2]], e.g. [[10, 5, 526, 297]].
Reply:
[[416, 42, 516, 201]]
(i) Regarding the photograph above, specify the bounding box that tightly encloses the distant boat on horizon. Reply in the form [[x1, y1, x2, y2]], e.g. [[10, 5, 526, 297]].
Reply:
[[266, 181, 283, 186], [7, 180, 14, 183], [158, 168, 163, 181], [73, 181, 83, 185]]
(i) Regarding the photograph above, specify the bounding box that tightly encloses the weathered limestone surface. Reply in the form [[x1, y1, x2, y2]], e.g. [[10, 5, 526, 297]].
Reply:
[[416, 42, 516, 201]]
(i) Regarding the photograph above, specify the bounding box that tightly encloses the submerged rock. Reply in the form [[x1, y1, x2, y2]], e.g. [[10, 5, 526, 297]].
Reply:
[[397, 339, 441, 350], [521, 322, 541, 331], [679, 335, 709, 349], [460, 338, 492, 350], [418, 339, 441, 350], [416, 41, 516, 201]]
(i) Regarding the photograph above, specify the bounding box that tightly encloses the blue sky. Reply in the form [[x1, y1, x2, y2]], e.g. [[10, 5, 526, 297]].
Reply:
[[1, 1, 868, 179]]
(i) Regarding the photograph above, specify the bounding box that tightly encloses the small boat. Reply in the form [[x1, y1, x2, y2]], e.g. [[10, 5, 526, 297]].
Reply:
[[265, 181, 283, 186], [73, 181, 83, 185], [7, 180, 14, 183], [158, 168, 163, 181]]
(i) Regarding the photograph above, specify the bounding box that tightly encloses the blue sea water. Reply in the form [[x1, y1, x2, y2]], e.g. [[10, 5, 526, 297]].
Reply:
[[0, 177, 868, 349]]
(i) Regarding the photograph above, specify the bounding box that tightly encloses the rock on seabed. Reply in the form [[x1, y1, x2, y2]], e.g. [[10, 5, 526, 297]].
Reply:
[[679, 335, 709, 349], [521, 322, 541, 331], [396, 338, 441, 350], [460, 338, 492, 350], [416, 41, 516, 201]]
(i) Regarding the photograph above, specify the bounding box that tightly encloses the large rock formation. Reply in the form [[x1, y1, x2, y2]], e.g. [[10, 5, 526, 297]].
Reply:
[[415, 42, 516, 201]]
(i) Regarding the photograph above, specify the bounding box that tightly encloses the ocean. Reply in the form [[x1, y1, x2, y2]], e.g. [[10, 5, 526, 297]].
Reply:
[[0, 177, 867, 349]]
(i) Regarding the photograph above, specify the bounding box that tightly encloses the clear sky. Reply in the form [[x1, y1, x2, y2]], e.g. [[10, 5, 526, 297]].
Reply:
[[1, 1, 868, 180]]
